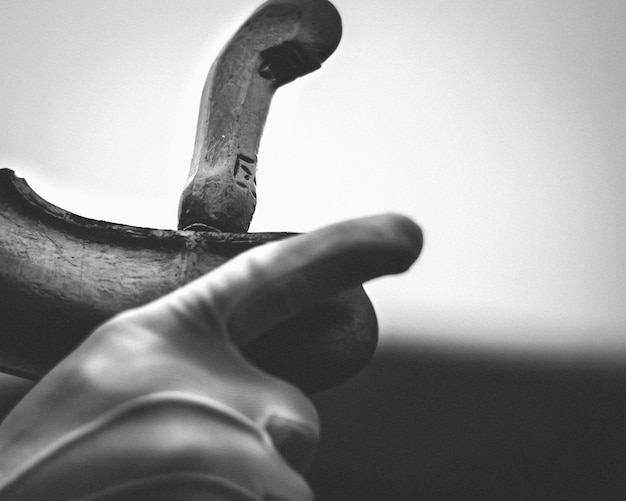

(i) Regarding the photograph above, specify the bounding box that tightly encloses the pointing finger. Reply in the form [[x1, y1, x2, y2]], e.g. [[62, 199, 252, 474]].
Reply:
[[155, 213, 422, 346]]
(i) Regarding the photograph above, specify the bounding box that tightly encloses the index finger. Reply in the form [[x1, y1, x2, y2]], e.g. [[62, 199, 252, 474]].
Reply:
[[168, 213, 422, 345]]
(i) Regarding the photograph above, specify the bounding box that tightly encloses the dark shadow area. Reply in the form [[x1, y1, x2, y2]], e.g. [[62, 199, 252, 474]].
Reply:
[[308, 340, 626, 500]]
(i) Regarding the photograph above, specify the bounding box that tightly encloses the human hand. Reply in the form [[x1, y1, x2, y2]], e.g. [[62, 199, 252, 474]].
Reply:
[[0, 214, 421, 500]]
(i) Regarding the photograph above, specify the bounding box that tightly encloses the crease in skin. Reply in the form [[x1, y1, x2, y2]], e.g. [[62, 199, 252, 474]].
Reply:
[[73, 472, 262, 501], [0, 392, 269, 496]]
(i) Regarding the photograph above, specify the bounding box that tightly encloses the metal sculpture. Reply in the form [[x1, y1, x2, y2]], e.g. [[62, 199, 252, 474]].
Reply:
[[0, 1, 423, 498], [0, 0, 395, 393]]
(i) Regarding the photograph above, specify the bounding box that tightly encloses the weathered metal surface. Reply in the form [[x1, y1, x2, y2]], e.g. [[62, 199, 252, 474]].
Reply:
[[0, 0, 383, 393], [0, 169, 377, 392], [178, 0, 342, 232]]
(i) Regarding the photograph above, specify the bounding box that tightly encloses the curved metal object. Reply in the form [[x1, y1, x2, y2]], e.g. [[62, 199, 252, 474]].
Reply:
[[0, 0, 383, 394], [0, 170, 377, 393], [178, 0, 342, 232]]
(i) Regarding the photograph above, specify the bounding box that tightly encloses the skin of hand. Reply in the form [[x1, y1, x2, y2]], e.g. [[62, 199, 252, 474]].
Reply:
[[0, 214, 422, 501]]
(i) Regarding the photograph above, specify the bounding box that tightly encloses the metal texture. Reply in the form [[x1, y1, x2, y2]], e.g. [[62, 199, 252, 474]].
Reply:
[[0, 0, 382, 393], [0, 170, 377, 393], [178, 0, 342, 232]]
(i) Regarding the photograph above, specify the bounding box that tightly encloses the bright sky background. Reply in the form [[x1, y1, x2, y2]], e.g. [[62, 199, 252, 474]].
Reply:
[[1, 0, 625, 355]]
